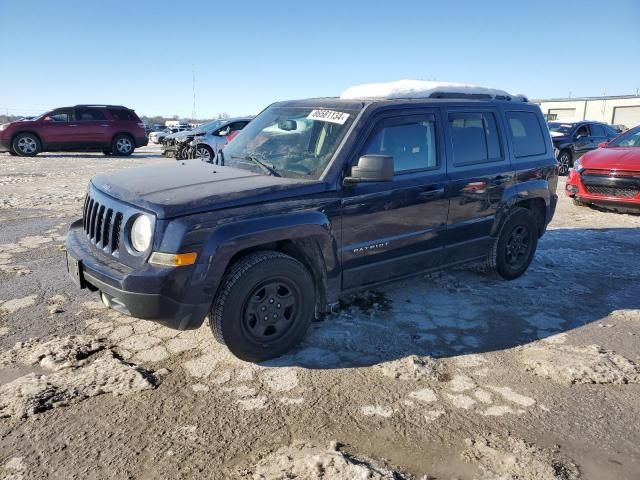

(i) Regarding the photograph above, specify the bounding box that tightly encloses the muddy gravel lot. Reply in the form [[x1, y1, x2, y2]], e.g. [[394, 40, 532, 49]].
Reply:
[[1, 146, 639, 479]]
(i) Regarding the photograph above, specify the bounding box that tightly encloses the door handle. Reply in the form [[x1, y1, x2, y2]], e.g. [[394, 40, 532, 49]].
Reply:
[[100, 124, 110, 127], [68, 124, 78, 127]]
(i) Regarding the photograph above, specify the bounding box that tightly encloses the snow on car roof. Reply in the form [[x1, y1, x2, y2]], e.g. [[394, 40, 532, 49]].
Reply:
[[340, 79, 527, 101]]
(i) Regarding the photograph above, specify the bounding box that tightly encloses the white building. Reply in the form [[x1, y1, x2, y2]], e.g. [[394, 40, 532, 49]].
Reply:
[[535, 95, 640, 129]]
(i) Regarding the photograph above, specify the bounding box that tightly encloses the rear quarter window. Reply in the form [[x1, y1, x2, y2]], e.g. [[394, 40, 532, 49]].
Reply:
[[506, 111, 547, 158], [109, 109, 139, 121]]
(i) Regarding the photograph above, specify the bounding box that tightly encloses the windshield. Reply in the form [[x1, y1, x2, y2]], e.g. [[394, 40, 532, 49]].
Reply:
[[195, 120, 224, 133], [548, 122, 574, 134], [222, 104, 361, 179], [608, 126, 640, 147]]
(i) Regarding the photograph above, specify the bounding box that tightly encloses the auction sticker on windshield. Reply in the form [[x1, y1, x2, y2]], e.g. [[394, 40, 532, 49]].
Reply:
[[307, 109, 350, 125]]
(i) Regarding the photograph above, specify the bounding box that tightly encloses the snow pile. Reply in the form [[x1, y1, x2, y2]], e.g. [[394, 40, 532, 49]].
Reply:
[[374, 354, 447, 381], [0, 336, 158, 418], [341, 79, 526, 101], [462, 434, 580, 480], [239, 442, 408, 480], [519, 344, 640, 385]]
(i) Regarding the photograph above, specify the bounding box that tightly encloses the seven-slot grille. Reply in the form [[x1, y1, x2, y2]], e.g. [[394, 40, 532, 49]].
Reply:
[[82, 194, 123, 254]]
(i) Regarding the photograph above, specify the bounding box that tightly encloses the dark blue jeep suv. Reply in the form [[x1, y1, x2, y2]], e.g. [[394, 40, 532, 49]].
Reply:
[[66, 87, 558, 361]]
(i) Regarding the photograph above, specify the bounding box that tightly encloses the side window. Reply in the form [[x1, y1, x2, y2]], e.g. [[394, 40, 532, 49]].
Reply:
[[48, 109, 74, 122], [76, 108, 106, 121], [449, 112, 502, 165], [228, 122, 248, 133], [505, 111, 547, 158], [589, 124, 605, 137], [361, 116, 438, 173], [109, 109, 136, 121], [575, 124, 589, 137]]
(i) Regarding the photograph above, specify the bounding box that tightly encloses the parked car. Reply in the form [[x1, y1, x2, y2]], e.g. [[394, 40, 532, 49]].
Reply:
[[0, 105, 147, 156], [565, 125, 640, 212], [149, 127, 184, 144], [65, 81, 558, 361], [548, 120, 619, 175], [162, 117, 252, 161]]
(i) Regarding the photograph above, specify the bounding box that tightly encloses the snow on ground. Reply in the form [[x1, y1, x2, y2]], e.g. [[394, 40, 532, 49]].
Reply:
[[1, 147, 640, 478]]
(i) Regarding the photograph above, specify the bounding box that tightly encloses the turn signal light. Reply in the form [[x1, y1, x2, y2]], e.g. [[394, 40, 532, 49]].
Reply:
[[149, 252, 197, 267]]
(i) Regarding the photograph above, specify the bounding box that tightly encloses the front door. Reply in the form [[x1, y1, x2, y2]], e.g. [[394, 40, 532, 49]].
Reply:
[[444, 109, 514, 262], [573, 124, 592, 158], [38, 108, 80, 148], [341, 111, 449, 289]]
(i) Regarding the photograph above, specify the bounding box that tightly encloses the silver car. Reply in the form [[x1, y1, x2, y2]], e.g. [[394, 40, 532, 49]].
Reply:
[[188, 117, 252, 162]]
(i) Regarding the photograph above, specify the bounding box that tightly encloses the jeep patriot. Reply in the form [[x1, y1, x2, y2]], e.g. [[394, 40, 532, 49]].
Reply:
[[66, 81, 558, 361]]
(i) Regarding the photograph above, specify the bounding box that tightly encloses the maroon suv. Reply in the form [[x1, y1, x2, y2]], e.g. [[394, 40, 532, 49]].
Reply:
[[0, 105, 148, 157]]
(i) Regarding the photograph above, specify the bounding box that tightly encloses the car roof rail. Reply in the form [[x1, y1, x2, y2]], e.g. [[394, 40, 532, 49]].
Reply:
[[74, 104, 129, 109], [427, 92, 529, 102]]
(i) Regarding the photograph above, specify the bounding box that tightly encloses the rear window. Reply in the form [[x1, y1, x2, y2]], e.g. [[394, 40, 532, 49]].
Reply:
[[506, 111, 547, 158], [109, 109, 139, 121], [449, 112, 502, 165]]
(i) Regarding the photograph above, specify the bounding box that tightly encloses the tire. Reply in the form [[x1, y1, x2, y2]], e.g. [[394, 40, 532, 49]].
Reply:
[[9, 151, 17, 156], [557, 150, 572, 176], [111, 134, 134, 156], [487, 207, 539, 280], [195, 144, 214, 162], [208, 251, 316, 362], [102, 150, 112, 156], [12, 133, 41, 156]]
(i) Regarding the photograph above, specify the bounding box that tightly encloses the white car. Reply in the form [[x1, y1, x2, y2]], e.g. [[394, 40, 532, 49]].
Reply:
[[188, 117, 252, 162]]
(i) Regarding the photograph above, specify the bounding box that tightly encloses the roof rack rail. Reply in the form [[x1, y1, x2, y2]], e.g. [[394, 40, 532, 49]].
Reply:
[[427, 92, 528, 102], [73, 104, 129, 109]]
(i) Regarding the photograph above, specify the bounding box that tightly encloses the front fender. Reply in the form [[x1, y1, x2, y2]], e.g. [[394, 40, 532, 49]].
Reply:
[[190, 211, 339, 302]]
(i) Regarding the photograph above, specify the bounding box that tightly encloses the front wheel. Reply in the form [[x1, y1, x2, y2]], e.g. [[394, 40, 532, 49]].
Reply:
[[12, 133, 41, 156], [195, 144, 214, 162], [487, 207, 539, 280], [557, 150, 572, 176], [111, 135, 134, 156], [208, 251, 316, 362]]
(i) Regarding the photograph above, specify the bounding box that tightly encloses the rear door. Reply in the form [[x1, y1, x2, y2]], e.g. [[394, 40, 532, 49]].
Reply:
[[444, 108, 513, 262], [340, 110, 449, 289], [74, 108, 110, 147]]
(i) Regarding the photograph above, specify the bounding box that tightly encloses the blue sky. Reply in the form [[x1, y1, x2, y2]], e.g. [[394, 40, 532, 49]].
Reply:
[[1, 0, 638, 118]]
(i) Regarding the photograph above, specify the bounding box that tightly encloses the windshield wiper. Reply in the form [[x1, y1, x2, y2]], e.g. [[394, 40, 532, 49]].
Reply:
[[232, 152, 280, 177]]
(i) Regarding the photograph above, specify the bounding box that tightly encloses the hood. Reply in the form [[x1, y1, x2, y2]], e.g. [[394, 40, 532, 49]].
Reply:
[[581, 147, 640, 171], [91, 161, 323, 219], [165, 130, 192, 139]]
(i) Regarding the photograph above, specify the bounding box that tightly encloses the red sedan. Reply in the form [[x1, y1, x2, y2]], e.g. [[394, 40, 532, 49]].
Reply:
[[565, 125, 640, 212]]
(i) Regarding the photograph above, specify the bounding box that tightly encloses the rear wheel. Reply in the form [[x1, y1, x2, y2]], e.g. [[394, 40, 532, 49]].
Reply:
[[487, 207, 538, 280], [12, 133, 41, 156], [208, 251, 315, 362], [111, 134, 134, 156], [9, 151, 17, 156], [557, 150, 572, 176], [102, 150, 112, 156]]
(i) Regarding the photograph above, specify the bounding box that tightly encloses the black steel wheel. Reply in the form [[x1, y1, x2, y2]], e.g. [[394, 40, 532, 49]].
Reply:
[[487, 207, 538, 280], [208, 251, 315, 362]]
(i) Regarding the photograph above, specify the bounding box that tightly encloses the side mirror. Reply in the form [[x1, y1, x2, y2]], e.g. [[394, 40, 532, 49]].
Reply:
[[575, 133, 586, 139], [344, 155, 394, 184], [217, 128, 229, 137], [597, 142, 608, 148], [43, 116, 51, 122]]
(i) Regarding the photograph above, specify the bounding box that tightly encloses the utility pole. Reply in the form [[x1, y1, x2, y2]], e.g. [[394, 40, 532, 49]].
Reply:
[[191, 63, 196, 121]]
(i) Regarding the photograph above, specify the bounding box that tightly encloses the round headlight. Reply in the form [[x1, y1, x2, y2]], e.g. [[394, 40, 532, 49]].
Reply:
[[130, 215, 152, 252]]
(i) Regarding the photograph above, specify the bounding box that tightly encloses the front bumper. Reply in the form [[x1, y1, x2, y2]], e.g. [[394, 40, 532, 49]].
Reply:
[[566, 169, 640, 209], [66, 220, 209, 330], [0, 137, 11, 152]]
